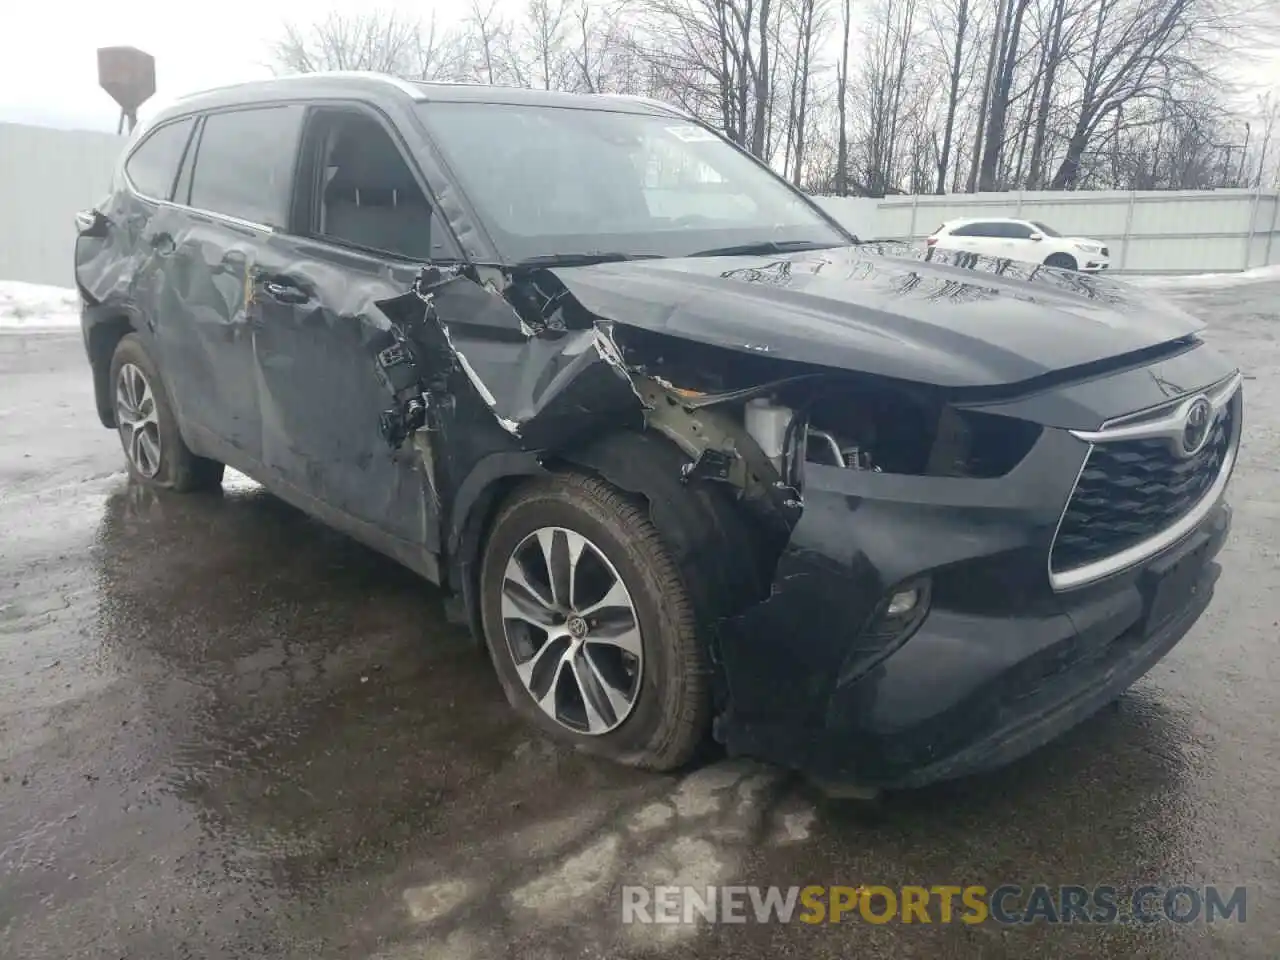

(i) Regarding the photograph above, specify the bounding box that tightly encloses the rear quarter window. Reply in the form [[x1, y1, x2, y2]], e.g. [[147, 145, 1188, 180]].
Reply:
[[188, 106, 305, 228], [125, 118, 196, 201]]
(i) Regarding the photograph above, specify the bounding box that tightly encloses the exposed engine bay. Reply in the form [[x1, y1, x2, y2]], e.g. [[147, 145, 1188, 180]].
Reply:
[[594, 315, 1040, 499]]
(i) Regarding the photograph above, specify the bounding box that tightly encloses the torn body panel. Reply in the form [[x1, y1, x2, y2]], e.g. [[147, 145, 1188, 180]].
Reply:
[[712, 429, 1232, 789], [391, 265, 808, 552], [245, 242, 435, 552], [387, 255, 1239, 790], [423, 271, 643, 445], [384, 238, 1222, 501]]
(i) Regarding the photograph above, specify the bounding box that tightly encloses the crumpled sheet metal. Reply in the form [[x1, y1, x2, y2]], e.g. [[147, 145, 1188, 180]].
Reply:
[[538, 246, 1204, 389], [418, 271, 646, 450]]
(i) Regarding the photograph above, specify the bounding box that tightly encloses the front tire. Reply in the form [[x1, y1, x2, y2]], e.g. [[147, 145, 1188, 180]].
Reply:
[[1044, 252, 1078, 271], [109, 334, 224, 492], [479, 472, 710, 771]]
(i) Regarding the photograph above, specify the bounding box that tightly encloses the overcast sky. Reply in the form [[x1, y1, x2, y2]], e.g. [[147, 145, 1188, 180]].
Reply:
[[0, 1, 449, 132], [3, 0, 1277, 134]]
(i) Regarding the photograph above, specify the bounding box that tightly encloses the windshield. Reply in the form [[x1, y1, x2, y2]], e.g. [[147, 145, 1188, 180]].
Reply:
[[415, 102, 849, 262], [1031, 221, 1062, 238]]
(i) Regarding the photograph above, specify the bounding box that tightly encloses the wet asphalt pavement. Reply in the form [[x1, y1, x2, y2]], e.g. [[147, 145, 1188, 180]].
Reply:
[[2, 281, 1279, 960]]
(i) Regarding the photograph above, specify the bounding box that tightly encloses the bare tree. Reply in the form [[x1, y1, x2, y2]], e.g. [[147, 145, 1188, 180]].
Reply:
[[1024, 0, 1071, 187], [414, 13, 469, 81], [835, 0, 853, 192], [853, 0, 921, 194], [272, 12, 421, 75], [787, 0, 826, 184], [273, 0, 1270, 195], [978, 0, 1031, 189], [629, 0, 782, 156], [1050, 0, 1215, 188], [929, 0, 976, 192], [467, 0, 510, 85], [1248, 92, 1280, 188]]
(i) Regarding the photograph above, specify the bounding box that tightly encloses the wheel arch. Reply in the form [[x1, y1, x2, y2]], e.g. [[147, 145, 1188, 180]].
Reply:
[[447, 430, 776, 672], [445, 451, 547, 644], [87, 312, 137, 428]]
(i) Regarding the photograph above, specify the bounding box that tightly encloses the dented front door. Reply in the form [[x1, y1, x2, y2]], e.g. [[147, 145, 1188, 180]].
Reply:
[[248, 238, 435, 550]]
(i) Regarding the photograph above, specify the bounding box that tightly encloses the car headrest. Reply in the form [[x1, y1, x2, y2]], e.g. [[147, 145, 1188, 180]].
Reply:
[[328, 125, 423, 200]]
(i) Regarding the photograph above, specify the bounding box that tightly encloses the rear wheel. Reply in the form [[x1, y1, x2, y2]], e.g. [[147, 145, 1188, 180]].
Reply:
[[1044, 252, 1078, 271], [479, 472, 710, 771], [109, 334, 224, 492]]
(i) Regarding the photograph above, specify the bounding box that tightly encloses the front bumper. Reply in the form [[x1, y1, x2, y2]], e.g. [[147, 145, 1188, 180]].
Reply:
[[712, 422, 1233, 790]]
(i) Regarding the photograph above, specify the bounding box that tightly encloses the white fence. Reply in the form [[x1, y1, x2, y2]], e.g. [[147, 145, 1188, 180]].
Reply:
[[1, 121, 1278, 285], [0, 122, 126, 287], [813, 190, 1280, 275]]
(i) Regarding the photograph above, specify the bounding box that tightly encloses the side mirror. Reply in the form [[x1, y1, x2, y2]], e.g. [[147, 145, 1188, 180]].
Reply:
[[1028, 232, 1044, 242]]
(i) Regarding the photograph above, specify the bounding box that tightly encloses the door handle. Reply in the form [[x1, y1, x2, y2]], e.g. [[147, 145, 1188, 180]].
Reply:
[[263, 280, 309, 305]]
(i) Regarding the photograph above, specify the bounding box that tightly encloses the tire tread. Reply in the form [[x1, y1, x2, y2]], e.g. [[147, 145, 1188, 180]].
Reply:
[[109, 334, 225, 493], [483, 470, 710, 771]]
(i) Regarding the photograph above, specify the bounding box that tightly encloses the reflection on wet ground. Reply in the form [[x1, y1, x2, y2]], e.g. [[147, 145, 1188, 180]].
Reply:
[[2, 286, 1279, 958]]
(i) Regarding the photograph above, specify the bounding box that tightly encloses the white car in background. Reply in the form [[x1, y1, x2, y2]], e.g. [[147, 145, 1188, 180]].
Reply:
[[927, 218, 1111, 273]]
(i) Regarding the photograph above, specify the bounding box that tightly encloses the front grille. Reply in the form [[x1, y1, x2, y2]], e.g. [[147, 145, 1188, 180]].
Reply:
[[1050, 397, 1235, 574]]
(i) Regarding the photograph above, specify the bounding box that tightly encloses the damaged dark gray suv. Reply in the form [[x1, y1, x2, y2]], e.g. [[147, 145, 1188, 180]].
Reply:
[[76, 73, 1241, 789]]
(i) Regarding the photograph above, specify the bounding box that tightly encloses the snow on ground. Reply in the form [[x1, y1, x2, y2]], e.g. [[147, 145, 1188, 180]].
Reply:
[[1123, 264, 1280, 289], [0, 280, 81, 333]]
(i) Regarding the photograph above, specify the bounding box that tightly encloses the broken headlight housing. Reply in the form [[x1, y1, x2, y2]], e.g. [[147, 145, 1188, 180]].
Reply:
[[793, 387, 1041, 481]]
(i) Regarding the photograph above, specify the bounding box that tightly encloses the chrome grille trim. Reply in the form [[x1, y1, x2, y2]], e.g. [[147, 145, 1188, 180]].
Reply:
[[1070, 371, 1241, 443], [1048, 373, 1242, 592]]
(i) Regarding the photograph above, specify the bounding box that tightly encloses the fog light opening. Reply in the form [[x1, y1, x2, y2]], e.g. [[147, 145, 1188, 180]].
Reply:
[[887, 586, 922, 617], [878, 576, 932, 627]]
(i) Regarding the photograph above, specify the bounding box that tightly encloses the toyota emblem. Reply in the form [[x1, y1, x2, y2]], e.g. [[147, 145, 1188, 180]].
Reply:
[[1179, 396, 1214, 457]]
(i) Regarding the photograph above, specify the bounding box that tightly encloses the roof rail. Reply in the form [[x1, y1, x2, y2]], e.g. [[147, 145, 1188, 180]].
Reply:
[[179, 71, 423, 102], [595, 93, 692, 118]]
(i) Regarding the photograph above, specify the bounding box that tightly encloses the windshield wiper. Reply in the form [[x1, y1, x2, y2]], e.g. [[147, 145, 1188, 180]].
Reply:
[[686, 239, 845, 258], [514, 252, 665, 268]]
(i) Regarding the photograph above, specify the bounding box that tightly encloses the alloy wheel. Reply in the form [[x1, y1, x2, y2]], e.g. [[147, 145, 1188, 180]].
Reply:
[[115, 362, 162, 479], [500, 526, 644, 735]]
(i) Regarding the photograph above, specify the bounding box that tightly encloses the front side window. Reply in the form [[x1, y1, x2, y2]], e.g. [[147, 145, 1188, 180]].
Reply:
[[189, 106, 304, 228], [1001, 222, 1034, 239], [416, 103, 846, 261], [297, 110, 437, 261], [125, 118, 195, 201], [1031, 221, 1062, 237]]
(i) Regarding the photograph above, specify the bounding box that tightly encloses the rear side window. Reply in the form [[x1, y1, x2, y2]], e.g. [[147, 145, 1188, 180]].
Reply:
[[950, 222, 1001, 237], [1000, 222, 1034, 239], [125, 118, 195, 201], [189, 106, 304, 228]]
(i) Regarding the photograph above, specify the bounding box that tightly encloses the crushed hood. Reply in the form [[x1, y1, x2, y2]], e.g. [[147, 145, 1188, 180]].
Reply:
[[547, 244, 1202, 389]]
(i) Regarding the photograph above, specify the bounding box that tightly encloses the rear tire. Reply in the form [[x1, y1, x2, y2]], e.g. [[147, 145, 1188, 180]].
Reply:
[[108, 334, 224, 493], [479, 472, 710, 771], [1044, 252, 1078, 271]]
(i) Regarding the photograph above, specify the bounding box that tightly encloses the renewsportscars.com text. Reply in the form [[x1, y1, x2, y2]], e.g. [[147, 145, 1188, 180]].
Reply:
[[621, 884, 1248, 925]]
